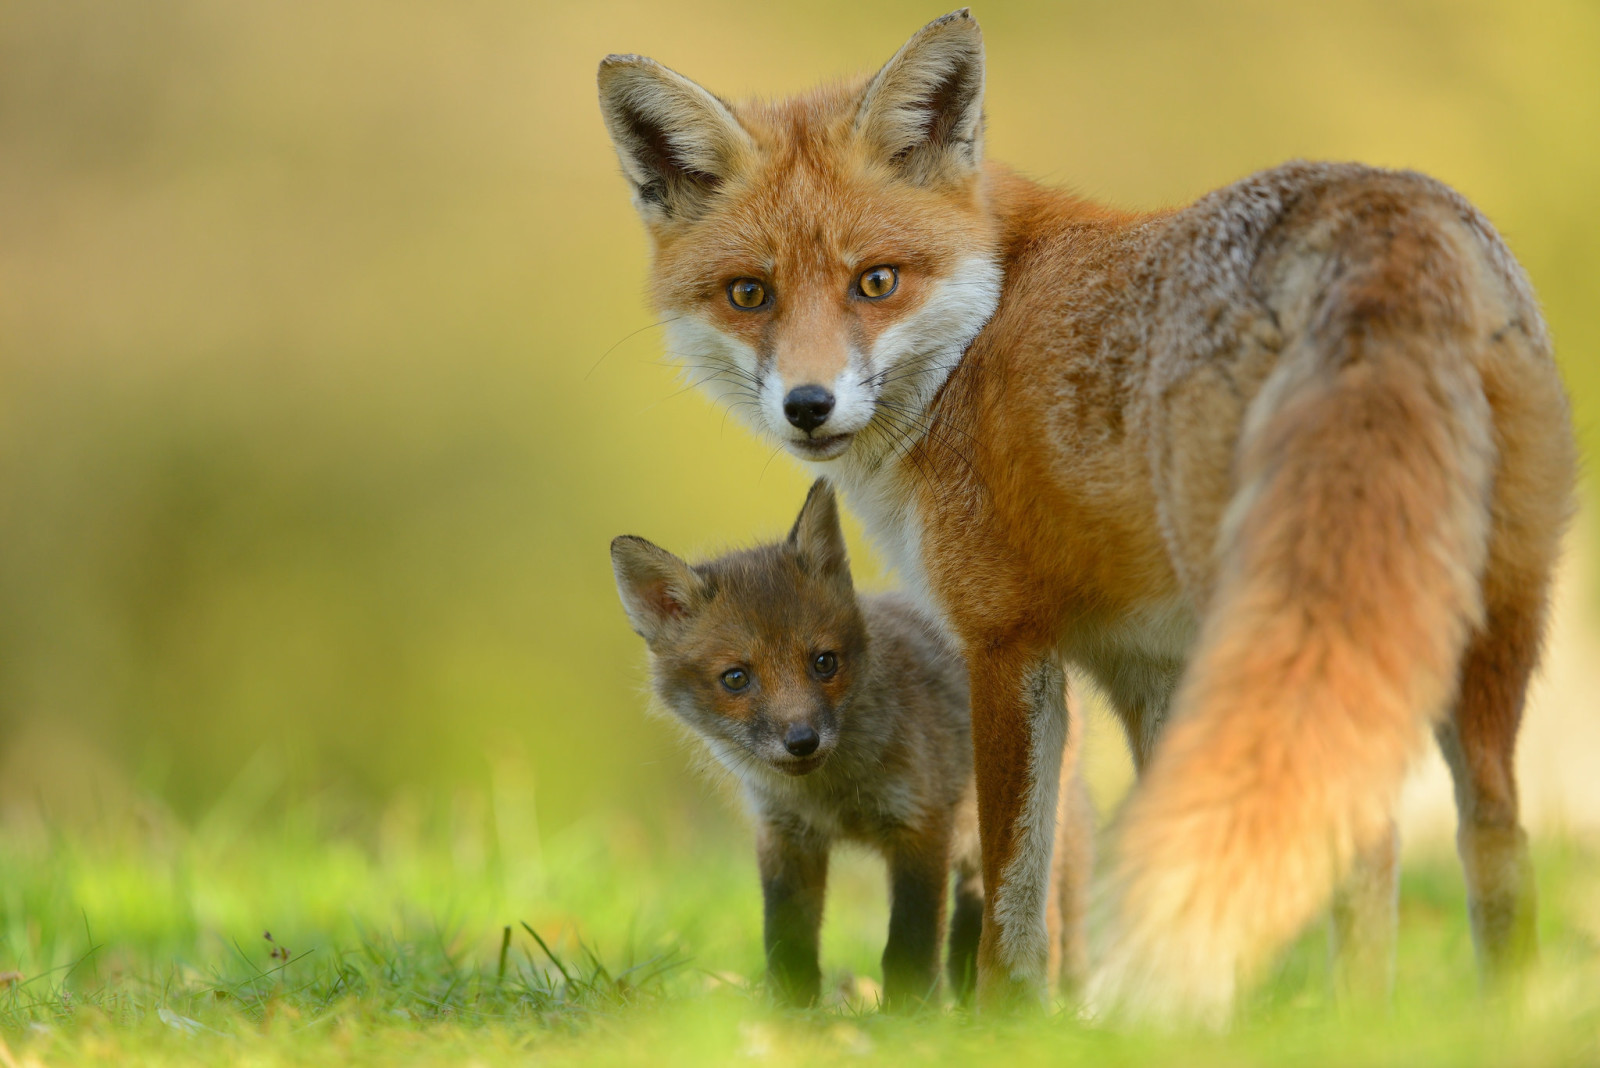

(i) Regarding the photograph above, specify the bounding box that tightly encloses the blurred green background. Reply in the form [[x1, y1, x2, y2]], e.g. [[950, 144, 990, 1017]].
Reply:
[[1, 0, 1596, 836]]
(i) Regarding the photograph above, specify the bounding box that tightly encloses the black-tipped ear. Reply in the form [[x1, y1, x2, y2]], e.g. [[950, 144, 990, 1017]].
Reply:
[[611, 535, 706, 642], [788, 480, 851, 584], [597, 54, 755, 221], [855, 10, 985, 186]]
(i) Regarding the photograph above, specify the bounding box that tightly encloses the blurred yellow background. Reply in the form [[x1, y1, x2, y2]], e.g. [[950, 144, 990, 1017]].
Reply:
[[1, 0, 1596, 837]]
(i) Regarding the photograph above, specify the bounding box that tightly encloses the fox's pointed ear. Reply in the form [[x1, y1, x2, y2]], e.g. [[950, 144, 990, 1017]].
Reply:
[[597, 54, 755, 222], [611, 535, 707, 642], [855, 10, 985, 187], [788, 480, 851, 584]]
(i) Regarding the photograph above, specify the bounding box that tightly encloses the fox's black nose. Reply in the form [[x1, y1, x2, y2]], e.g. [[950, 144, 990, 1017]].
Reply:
[[783, 724, 820, 757], [783, 386, 835, 432]]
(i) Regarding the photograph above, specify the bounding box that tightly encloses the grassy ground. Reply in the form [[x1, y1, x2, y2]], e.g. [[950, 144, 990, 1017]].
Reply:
[[1, 795, 1598, 1067]]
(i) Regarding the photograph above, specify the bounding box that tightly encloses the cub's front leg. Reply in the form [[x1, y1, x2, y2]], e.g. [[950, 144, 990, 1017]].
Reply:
[[757, 818, 830, 1007], [881, 809, 955, 1011]]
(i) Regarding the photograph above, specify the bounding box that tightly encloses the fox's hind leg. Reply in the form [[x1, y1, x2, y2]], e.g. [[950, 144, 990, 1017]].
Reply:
[[1438, 331, 1572, 987], [1328, 818, 1399, 1005], [1050, 743, 1096, 998], [1436, 596, 1545, 985]]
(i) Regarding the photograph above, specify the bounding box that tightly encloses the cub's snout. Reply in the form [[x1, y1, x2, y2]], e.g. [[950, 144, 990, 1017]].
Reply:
[[783, 722, 819, 756]]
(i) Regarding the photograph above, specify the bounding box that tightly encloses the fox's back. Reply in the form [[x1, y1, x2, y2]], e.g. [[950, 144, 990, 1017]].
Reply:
[[914, 160, 1564, 642]]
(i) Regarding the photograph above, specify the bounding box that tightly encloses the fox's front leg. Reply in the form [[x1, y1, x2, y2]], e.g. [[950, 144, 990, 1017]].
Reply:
[[881, 810, 955, 1011], [757, 818, 830, 1007], [969, 646, 1068, 1009]]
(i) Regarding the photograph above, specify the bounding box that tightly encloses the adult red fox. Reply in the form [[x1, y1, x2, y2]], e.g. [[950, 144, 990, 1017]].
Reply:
[[597, 9, 1576, 1022]]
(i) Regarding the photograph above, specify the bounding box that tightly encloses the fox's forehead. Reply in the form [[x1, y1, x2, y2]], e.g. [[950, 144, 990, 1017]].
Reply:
[[730, 80, 867, 156], [648, 86, 992, 298], [682, 601, 849, 666], [673, 548, 864, 658]]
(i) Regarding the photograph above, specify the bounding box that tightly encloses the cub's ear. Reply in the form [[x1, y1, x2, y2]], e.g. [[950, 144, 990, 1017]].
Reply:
[[855, 9, 985, 186], [788, 479, 851, 585], [611, 535, 707, 642], [597, 54, 755, 222]]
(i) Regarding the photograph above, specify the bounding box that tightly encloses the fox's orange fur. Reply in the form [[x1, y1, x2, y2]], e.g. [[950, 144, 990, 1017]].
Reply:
[[598, 10, 1576, 1022]]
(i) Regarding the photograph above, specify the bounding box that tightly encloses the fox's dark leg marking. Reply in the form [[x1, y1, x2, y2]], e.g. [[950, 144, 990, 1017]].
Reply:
[[1438, 598, 1543, 986], [970, 648, 1066, 1009], [1431, 320, 1570, 989], [882, 814, 954, 1011], [946, 863, 984, 1004], [757, 819, 830, 1007]]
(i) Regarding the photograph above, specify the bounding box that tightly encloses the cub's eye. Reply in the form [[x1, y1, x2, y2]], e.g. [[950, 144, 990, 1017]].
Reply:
[[720, 668, 750, 691], [856, 265, 898, 300], [727, 278, 768, 310], [812, 652, 838, 678]]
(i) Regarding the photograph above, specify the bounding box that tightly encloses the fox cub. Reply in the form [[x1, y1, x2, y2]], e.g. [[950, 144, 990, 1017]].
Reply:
[[611, 480, 1090, 1009]]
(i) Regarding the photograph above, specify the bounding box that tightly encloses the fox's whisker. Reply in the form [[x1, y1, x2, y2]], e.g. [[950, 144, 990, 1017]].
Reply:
[[587, 315, 685, 379]]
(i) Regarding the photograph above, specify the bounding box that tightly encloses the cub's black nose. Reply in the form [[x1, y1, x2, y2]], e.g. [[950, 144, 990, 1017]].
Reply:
[[783, 724, 820, 757], [783, 386, 835, 432]]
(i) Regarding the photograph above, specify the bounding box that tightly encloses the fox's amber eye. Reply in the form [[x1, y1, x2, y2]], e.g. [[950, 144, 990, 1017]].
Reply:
[[721, 668, 750, 691], [856, 265, 898, 300], [812, 652, 838, 678], [727, 278, 768, 310]]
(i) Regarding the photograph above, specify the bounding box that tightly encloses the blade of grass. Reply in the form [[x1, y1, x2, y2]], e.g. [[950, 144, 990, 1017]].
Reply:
[[521, 922, 573, 987]]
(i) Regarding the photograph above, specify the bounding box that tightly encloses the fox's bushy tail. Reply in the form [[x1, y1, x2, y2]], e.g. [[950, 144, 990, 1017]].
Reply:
[[1089, 286, 1499, 1025]]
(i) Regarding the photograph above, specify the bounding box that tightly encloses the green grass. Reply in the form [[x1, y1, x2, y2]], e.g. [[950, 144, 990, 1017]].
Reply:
[[1, 796, 1598, 1066]]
